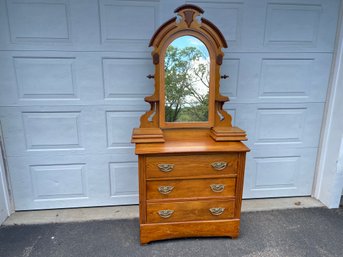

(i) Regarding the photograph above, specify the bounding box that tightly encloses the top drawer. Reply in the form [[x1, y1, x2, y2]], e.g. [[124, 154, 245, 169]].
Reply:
[[145, 153, 238, 179]]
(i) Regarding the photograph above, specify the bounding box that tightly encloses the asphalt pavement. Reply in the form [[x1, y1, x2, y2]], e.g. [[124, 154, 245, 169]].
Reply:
[[0, 207, 342, 257]]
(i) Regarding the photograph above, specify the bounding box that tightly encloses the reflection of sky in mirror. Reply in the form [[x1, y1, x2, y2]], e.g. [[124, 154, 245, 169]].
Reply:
[[170, 36, 209, 59], [166, 35, 210, 108]]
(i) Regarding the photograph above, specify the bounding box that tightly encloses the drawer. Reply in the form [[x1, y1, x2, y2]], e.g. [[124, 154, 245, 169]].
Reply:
[[147, 178, 236, 200], [145, 153, 238, 178], [147, 199, 235, 223]]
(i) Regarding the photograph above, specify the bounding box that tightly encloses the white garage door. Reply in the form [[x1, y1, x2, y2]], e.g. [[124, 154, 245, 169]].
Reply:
[[0, 0, 339, 210]]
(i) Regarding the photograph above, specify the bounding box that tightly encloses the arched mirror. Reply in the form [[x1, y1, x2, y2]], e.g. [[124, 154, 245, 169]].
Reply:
[[164, 36, 210, 123], [160, 33, 214, 128], [132, 4, 247, 142]]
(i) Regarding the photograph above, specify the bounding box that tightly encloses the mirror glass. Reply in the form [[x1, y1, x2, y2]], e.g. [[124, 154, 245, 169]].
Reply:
[[164, 36, 210, 122]]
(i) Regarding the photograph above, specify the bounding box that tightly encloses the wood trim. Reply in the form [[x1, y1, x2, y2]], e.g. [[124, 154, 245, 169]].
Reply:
[[146, 196, 236, 203], [146, 174, 238, 181], [234, 153, 246, 218], [138, 156, 147, 224], [210, 126, 248, 142], [131, 128, 165, 144], [140, 219, 240, 244]]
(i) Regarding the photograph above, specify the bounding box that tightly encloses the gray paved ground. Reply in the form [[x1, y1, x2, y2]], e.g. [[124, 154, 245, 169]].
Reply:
[[0, 207, 342, 257]]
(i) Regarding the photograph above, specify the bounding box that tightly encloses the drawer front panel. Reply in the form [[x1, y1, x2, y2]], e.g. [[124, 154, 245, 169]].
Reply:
[[145, 154, 238, 178], [146, 199, 235, 223], [147, 178, 236, 200]]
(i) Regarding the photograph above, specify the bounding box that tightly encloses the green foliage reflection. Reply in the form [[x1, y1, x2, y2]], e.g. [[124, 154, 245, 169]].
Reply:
[[164, 37, 210, 122]]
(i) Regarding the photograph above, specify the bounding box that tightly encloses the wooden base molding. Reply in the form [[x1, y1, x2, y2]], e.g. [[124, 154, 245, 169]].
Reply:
[[140, 219, 240, 244], [131, 128, 165, 143], [210, 127, 247, 142]]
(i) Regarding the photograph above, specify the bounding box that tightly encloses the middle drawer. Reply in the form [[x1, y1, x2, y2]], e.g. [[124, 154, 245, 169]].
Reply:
[[145, 153, 238, 179], [147, 178, 236, 200]]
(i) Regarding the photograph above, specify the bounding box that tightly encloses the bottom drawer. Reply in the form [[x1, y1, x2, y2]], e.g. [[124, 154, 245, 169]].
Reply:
[[146, 199, 235, 223]]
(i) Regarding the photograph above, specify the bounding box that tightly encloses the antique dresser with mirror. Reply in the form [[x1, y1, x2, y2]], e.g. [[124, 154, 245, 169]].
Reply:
[[131, 4, 249, 244]]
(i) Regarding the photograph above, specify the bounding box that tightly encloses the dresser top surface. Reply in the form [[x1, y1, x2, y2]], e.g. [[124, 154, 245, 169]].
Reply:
[[135, 136, 249, 155]]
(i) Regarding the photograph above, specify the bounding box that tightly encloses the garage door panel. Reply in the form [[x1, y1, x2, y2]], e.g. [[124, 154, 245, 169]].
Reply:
[[14, 57, 78, 100], [22, 111, 83, 151], [103, 58, 154, 100], [226, 103, 324, 149], [8, 156, 92, 210], [0, 0, 158, 53], [99, 0, 158, 42], [106, 111, 143, 148], [30, 163, 88, 200], [224, 53, 332, 103], [191, 0, 339, 53], [0, 52, 83, 105], [1, 0, 338, 53], [0, 51, 154, 106], [0, 52, 331, 106], [260, 0, 338, 51], [1, 108, 86, 156], [0, 107, 142, 157], [264, 3, 321, 48], [109, 162, 138, 197], [8, 153, 138, 210], [243, 148, 318, 198], [6, 0, 72, 44], [263, 0, 340, 51], [0, 52, 21, 105], [252, 104, 324, 148]]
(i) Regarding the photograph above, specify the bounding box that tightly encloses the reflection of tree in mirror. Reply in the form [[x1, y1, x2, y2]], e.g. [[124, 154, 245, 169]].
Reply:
[[164, 38, 210, 122]]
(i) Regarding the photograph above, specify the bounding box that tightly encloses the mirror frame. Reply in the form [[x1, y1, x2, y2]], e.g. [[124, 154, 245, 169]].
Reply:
[[160, 31, 215, 128], [132, 4, 244, 143]]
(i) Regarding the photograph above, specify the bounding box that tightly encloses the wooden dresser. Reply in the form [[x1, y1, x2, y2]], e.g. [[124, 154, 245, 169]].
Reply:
[[131, 5, 249, 244], [135, 130, 249, 244]]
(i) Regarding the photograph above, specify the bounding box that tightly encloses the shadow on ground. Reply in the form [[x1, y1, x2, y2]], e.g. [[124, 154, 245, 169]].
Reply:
[[1, 207, 342, 257]]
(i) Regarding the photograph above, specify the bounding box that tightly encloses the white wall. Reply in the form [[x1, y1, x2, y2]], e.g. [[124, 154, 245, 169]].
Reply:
[[0, 133, 10, 224], [314, 3, 343, 208]]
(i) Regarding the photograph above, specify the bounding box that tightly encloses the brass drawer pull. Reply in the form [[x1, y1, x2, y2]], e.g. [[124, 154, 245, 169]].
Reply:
[[211, 161, 227, 171], [157, 164, 174, 172], [209, 207, 225, 216], [210, 184, 225, 192], [157, 209, 174, 218], [158, 186, 174, 195]]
